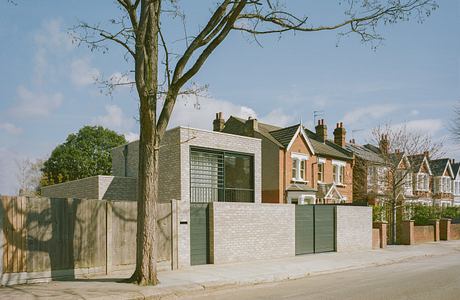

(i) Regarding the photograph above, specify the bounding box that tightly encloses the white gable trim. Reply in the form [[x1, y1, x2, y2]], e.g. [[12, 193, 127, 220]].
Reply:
[[398, 155, 411, 169], [444, 161, 454, 178], [420, 156, 432, 175], [286, 125, 315, 155], [324, 184, 343, 200]]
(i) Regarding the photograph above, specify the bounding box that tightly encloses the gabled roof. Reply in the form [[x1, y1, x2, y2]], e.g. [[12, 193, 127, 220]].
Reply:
[[408, 154, 432, 175], [452, 163, 460, 179], [317, 183, 343, 200], [225, 116, 353, 161], [345, 143, 384, 164], [269, 124, 315, 154], [430, 158, 453, 177]]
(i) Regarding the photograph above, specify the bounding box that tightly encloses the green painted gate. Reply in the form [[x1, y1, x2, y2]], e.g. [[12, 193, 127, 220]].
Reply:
[[295, 205, 314, 255], [295, 205, 336, 255], [314, 205, 336, 253], [190, 203, 210, 265]]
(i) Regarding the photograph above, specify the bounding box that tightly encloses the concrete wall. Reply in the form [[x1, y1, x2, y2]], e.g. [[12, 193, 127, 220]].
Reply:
[[210, 202, 294, 264], [41, 176, 137, 201], [336, 206, 372, 251]]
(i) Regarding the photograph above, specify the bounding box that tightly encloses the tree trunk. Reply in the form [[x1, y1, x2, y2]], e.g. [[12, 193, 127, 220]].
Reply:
[[131, 94, 160, 285], [392, 201, 397, 245]]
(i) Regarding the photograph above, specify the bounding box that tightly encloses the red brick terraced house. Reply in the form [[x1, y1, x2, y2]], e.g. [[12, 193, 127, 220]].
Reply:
[[430, 158, 455, 207], [213, 113, 354, 204]]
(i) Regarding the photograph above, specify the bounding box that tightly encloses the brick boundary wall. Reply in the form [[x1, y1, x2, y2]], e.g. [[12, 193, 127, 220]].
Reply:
[[336, 206, 372, 251], [210, 202, 295, 264], [400, 220, 440, 245], [41, 176, 137, 201]]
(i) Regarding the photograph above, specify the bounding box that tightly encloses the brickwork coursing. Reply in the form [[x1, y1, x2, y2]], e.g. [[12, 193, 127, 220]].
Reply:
[[41, 176, 137, 201], [210, 202, 294, 264], [336, 206, 372, 251], [112, 127, 262, 267]]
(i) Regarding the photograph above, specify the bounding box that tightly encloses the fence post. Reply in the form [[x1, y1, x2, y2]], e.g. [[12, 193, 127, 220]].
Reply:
[[373, 221, 388, 248], [430, 219, 440, 242], [440, 218, 451, 241], [106, 201, 113, 275], [401, 220, 414, 245]]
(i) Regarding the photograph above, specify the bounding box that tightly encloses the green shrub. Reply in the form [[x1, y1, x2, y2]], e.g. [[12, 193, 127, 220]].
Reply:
[[372, 205, 386, 222], [409, 205, 441, 225], [440, 207, 460, 219]]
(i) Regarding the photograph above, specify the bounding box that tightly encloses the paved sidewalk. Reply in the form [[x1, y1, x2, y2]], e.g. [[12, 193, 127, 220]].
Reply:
[[1, 241, 460, 300]]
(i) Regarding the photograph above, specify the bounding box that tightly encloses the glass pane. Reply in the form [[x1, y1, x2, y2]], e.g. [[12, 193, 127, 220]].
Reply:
[[224, 153, 253, 189]]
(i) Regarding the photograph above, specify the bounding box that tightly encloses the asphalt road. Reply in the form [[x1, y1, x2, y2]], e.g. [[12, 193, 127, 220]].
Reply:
[[182, 252, 460, 300]]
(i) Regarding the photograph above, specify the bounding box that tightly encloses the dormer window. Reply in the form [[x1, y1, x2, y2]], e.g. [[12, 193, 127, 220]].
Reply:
[[291, 153, 308, 182]]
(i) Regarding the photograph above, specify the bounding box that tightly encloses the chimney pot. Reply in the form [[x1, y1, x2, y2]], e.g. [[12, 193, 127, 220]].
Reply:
[[333, 121, 346, 147], [213, 111, 225, 132]]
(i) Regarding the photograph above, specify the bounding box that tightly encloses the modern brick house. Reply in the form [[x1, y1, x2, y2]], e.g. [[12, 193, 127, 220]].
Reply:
[[213, 113, 354, 204]]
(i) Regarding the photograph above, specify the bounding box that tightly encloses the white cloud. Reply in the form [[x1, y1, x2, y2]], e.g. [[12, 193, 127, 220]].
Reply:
[[0, 122, 22, 135], [168, 95, 256, 130], [93, 104, 136, 134], [394, 119, 444, 135], [410, 109, 420, 116], [33, 19, 74, 85], [11, 86, 63, 117], [70, 58, 100, 87], [343, 104, 399, 126], [124, 132, 139, 142], [259, 108, 295, 127]]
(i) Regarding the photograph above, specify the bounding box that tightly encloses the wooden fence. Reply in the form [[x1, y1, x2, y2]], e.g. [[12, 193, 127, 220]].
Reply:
[[0, 196, 173, 285]]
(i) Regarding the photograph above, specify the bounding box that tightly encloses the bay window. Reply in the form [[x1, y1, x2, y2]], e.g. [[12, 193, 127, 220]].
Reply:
[[416, 173, 429, 191]]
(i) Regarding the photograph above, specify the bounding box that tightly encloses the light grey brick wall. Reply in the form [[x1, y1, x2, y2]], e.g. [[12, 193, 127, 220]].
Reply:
[[41, 176, 137, 201], [336, 206, 372, 251], [41, 176, 100, 199], [112, 126, 261, 268], [210, 202, 295, 264]]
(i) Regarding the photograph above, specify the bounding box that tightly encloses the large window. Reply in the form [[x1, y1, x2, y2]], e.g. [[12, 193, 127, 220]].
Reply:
[[454, 180, 460, 195], [416, 173, 429, 191], [333, 160, 345, 185], [440, 176, 452, 193], [190, 148, 254, 203], [317, 159, 325, 182], [291, 153, 308, 182]]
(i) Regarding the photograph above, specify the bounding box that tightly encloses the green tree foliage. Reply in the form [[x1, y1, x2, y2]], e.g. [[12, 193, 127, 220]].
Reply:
[[42, 126, 127, 186]]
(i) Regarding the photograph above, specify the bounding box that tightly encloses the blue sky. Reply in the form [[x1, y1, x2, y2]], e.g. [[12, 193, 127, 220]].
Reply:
[[0, 1, 459, 194]]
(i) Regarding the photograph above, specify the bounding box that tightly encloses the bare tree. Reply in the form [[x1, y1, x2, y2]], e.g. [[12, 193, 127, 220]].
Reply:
[[370, 124, 444, 244], [450, 102, 460, 143], [71, 0, 438, 284], [15, 158, 44, 196]]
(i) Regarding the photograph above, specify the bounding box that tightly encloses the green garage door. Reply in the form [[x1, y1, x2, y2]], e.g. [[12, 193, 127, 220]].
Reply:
[[190, 203, 210, 265], [314, 205, 336, 253], [295, 205, 314, 255]]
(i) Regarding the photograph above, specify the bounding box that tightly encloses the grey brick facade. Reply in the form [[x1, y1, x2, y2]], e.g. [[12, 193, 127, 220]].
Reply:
[[336, 206, 372, 251], [210, 202, 295, 264]]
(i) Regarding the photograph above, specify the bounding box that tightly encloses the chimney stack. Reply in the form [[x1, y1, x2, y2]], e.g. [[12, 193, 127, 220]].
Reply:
[[379, 134, 389, 154], [333, 122, 346, 147], [315, 119, 327, 142], [244, 116, 258, 137], [213, 112, 225, 132]]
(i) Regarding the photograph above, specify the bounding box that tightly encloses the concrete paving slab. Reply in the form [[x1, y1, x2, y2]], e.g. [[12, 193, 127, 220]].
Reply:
[[0, 241, 459, 300]]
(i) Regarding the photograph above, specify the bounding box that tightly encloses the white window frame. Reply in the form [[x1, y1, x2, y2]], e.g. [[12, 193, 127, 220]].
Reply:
[[404, 172, 413, 195], [317, 158, 326, 183], [291, 153, 308, 183], [332, 160, 346, 186], [440, 176, 452, 193], [417, 173, 429, 191]]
